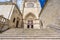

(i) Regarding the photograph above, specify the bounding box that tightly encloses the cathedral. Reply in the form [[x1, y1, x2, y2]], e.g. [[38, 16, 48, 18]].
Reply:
[[0, 0, 60, 40], [22, 0, 41, 29], [0, 0, 45, 30]]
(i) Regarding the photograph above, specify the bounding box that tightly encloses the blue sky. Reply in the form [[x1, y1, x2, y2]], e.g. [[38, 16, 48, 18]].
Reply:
[[39, 0, 46, 8], [0, 0, 46, 8]]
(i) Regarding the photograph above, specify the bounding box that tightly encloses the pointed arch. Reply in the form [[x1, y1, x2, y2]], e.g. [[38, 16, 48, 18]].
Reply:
[[25, 13, 36, 19]]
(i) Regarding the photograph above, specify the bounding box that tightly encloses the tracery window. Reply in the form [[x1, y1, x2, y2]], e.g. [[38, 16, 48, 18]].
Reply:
[[27, 3, 34, 7], [13, 18, 15, 23], [25, 0, 37, 2]]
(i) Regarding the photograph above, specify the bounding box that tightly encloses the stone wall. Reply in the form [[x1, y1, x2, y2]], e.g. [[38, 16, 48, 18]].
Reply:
[[9, 5, 22, 28], [40, 0, 60, 29]]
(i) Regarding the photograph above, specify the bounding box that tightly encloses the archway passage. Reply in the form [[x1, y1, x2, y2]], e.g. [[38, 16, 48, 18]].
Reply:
[[16, 20, 19, 28]]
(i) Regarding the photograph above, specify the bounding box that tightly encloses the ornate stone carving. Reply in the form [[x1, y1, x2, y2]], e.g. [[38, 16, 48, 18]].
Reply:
[[27, 3, 34, 7], [25, 0, 37, 2]]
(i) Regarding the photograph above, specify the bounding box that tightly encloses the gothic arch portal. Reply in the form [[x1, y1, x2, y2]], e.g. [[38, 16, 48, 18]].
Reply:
[[24, 13, 37, 29]]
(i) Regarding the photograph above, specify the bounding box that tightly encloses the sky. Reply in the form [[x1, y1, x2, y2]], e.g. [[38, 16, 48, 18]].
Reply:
[[0, 0, 46, 8], [39, 0, 46, 8]]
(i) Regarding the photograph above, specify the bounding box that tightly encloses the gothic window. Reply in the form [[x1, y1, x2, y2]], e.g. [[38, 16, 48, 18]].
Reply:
[[13, 18, 15, 23], [27, 3, 34, 7]]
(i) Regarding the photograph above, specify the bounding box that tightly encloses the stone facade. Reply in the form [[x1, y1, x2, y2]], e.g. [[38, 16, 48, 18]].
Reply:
[[1, 0, 60, 30], [0, 0, 42, 29], [23, 0, 41, 29], [40, 0, 60, 29], [0, 3, 22, 30], [0, 0, 60, 40], [0, 0, 46, 29], [9, 5, 22, 28]]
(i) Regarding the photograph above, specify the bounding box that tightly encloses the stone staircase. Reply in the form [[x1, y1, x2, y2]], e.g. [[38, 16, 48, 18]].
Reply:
[[0, 28, 60, 40]]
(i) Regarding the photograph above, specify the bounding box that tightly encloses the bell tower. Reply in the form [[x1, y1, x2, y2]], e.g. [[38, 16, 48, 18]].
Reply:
[[23, 0, 42, 29]]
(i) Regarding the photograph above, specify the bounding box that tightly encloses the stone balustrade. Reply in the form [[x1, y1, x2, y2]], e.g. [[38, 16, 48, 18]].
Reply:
[[47, 24, 60, 33], [0, 15, 9, 32]]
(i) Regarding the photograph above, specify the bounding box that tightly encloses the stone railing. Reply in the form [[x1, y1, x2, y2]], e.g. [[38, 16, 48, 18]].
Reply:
[[0, 15, 9, 32], [47, 24, 60, 33]]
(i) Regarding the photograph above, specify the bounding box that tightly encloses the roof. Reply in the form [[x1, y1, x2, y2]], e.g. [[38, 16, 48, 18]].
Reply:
[[0, 2, 15, 5], [0, 2, 22, 19]]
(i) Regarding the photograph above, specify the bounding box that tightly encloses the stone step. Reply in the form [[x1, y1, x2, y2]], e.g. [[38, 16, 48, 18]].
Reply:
[[0, 34, 60, 40], [1, 28, 58, 35], [0, 28, 60, 40], [0, 37, 60, 40]]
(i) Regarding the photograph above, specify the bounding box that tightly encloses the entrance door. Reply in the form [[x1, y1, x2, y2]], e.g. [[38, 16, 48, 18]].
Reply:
[[27, 20, 33, 29], [27, 25, 29, 28], [31, 20, 33, 28], [31, 25, 33, 28], [16, 21, 19, 28]]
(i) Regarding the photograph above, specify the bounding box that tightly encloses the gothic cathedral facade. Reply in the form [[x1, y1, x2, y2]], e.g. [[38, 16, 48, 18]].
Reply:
[[22, 0, 41, 29], [0, 0, 42, 29]]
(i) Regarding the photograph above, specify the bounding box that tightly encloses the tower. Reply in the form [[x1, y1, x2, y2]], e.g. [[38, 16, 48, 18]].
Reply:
[[23, 0, 42, 29]]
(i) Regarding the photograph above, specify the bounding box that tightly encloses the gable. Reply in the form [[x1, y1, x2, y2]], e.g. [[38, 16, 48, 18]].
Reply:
[[0, 5, 15, 19]]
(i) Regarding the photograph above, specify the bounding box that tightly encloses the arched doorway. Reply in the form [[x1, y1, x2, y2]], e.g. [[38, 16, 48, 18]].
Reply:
[[27, 20, 33, 29], [25, 13, 36, 29], [16, 20, 19, 28]]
